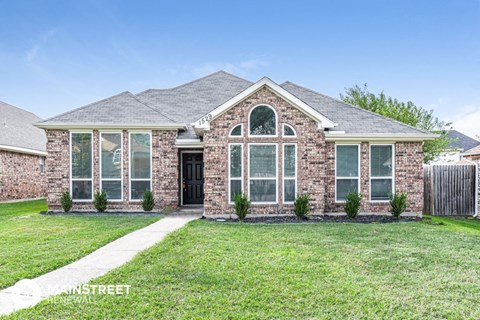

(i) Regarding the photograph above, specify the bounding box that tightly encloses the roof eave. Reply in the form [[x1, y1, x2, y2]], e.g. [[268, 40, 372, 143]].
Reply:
[[324, 133, 439, 142], [0, 144, 47, 156], [35, 123, 186, 130]]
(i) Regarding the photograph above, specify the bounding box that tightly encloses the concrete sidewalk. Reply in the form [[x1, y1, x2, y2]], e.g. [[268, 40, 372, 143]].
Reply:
[[0, 212, 200, 316]]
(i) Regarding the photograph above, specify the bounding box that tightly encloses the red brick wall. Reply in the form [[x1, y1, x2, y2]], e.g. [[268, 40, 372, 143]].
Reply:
[[204, 87, 326, 214], [45, 129, 178, 211], [0, 150, 47, 201]]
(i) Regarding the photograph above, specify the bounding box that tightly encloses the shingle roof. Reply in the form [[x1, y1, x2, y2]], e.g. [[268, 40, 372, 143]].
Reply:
[[280, 81, 429, 135], [37, 91, 176, 126], [0, 101, 46, 153], [38, 71, 433, 137], [444, 130, 480, 151], [136, 71, 253, 123]]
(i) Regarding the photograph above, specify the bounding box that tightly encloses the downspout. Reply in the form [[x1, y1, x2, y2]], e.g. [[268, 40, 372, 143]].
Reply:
[[463, 158, 479, 217]]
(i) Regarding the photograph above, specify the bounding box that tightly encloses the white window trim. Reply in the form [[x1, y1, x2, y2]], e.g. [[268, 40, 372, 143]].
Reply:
[[335, 143, 361, 203], [283, 123, 297, 137], [283, 143, 297, 204], [248, 104, 278, 138], [39, 156, 45, 175], [369, 144, 395, 202], [129, 131, 152, 202], [248, 143, 278, 204], [100, 131, 123, 202], [228, 143, 243, 205], [70, 131, 94, 202], [229, 124, 243, 137]]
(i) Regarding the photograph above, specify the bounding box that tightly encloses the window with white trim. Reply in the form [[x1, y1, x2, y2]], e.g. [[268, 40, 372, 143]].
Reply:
[[39, 157, 45, 175], [249, 105, 276, 136], [101, 132, 122, 200], [71, 132, 93, 200], [130, 133, 151, 200], [336, 144, 359, 201], [230, 124, 242, 137], [283, 124, 296, 137], [370, 145, 394, 201], [249, 144, 277, 203], [283, 144, 296, 203], [229, 144, 243, 202]]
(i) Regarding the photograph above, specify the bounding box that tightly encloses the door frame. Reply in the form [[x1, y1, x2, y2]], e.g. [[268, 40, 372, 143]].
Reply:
[[180, 150, 204, 206]]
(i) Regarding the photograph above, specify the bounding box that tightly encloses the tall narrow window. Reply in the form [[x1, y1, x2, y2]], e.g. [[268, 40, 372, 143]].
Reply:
[[370, 145, 394, 201], [101, 132, 122, 200], [283, 144, 296, 203], [130, 133, 151, 200], [249, 105, 277, 136], [336, 145, 359, 201], [249, 144, 277, 203], [71, 132, 93, 200], [229, 144, 243, 202], [39, 157, 45, 175]]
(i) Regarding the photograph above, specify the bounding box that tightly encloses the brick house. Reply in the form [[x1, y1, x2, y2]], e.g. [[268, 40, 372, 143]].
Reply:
[[37, 71, 436, 214], [0, 101, 47, 201]]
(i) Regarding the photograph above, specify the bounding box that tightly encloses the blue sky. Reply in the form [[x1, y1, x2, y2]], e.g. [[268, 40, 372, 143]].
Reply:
[[1, 1, 479, 135]]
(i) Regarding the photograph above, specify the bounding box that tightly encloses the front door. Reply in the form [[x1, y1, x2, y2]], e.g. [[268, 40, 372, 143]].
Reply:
[[182, 153, 204, 204]]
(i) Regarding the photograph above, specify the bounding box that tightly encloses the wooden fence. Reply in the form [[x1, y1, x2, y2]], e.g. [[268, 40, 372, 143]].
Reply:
[[424, 164, 477, 216]]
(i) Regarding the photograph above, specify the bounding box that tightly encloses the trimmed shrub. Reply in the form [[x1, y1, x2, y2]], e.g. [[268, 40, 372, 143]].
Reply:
[[233, 193, 250, 222], [142, 190, 155, 212], [93, 190, 107, 212], [389, 192, 407, 218], [344, 191, 362, 219], [294, 193, 311, 219], [60, 191, 73, 213]]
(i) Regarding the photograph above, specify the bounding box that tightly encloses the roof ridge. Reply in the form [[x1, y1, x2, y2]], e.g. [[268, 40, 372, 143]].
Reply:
[[137, 70, 252, 96], [38, 91, 132, 124], [130, 95, 178, 123], [282, 81, 430, 135], [0, 100, 42, 121]]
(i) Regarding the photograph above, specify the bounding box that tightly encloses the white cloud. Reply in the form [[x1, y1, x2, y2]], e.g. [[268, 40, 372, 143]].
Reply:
[[25, 29, 57, 62], [192, 59, 269, 78], [448, 104, 480, 139]]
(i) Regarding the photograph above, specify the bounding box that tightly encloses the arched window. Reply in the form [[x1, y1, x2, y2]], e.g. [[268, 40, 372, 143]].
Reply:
[[229, 124, 243, 137], [283, 124, 296, 137], [249, 105, 277, 136]]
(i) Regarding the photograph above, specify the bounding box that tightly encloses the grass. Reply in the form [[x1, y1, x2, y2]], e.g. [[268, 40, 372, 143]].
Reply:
[[0, 199, 161, 289], [5, 216, 480, 319]]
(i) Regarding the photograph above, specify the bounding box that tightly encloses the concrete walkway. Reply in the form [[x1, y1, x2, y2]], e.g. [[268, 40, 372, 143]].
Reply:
[[0, 212, 200, 316]]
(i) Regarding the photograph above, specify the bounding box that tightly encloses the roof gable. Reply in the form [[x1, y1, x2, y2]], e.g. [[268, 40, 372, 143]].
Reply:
[[445, 130, 480, 151], [192, 77, 337, 135], [0, 101, 46, 154]]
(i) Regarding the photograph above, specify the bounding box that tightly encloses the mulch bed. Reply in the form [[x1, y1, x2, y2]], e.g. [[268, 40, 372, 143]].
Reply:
[[42, 211, 163, 216], [207, 215, 421, 224]]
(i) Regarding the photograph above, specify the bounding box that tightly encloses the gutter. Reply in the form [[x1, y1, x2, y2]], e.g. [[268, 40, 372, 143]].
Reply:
[[324, 133, 439, 142], [35, 123, 186, 130], [0, 144, 47, 156]]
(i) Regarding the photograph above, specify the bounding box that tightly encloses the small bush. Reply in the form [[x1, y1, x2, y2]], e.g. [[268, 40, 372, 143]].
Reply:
[[344, 191, 362, 219], [390, 192, 407, 218], [60, 191, 73, 213], [142, 190, 155, 212], [294, 193, 311, 219], [233, 193, 250, 222], [93, 190, 107, 212]]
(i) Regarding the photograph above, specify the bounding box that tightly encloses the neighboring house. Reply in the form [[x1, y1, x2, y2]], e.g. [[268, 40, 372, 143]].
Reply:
[[431, 130, 480, 164], [36, 71, 436, 214], [0, 101, 47, 201]]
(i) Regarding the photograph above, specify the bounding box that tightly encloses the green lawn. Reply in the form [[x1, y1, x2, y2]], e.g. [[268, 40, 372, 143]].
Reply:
[[0, 199, 160, 289], [5, 216, 480, 319]]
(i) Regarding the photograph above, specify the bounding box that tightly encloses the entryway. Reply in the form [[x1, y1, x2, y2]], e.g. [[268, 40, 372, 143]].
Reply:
[[181, 152, 204, 205]]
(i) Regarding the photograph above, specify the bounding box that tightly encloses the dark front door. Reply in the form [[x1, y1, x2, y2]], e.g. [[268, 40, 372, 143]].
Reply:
[[182, 153, 204, 204]]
